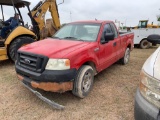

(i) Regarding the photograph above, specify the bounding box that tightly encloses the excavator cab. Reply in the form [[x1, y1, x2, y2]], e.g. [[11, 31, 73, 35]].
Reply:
[[0, 0, 37, 62], [0, 0, 29, 44], [0, 0, 61, 62]]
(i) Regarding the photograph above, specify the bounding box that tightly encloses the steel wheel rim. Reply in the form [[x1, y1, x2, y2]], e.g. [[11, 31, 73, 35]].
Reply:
[[143, 41, 148, 46], [82, 72, 92, 92], [125, 50, 130, 63]]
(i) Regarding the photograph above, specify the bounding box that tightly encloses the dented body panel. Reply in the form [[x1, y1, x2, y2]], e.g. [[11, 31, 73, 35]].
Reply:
[[17, 74, 73, 93]]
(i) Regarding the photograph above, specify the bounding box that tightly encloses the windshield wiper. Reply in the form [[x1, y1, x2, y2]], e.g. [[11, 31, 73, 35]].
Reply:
[[63, 37, 85, 41], [52, 36, 61, 39], [76, 39, 85, 42], [63, 37, 78, 39]]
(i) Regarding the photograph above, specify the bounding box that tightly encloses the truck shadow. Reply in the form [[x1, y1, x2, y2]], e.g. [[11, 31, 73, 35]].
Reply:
[[33, 64, 120, 110], [0, 60, 14, 67], [30, 63, 121, 110]]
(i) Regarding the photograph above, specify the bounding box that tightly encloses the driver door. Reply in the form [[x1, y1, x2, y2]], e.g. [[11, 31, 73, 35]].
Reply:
[[98, 23, 117, 70]]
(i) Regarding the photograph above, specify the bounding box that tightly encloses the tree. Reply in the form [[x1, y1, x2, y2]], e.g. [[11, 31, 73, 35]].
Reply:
[[157, 15, 160, 21]]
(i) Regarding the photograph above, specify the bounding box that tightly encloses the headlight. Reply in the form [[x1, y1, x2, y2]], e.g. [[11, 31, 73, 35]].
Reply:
[[45, 59, 70, 70], [139, 70, 160, 108]]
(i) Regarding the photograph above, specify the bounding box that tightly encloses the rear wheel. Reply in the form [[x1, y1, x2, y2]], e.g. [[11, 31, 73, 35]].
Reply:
[[8, 36, 35, 62], [72, 65, 94, 98], [140, 39, 150, 49], [120, 48, 130, 65]]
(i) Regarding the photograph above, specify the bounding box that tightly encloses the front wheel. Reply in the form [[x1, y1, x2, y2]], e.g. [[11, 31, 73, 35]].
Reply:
[[120, 48, 130, 65], [72, 65, 94, 98], [8, 36, 35, 62]]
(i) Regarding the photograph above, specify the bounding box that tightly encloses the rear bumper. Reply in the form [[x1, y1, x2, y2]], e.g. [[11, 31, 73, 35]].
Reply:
[[134, 88, 160, 120]]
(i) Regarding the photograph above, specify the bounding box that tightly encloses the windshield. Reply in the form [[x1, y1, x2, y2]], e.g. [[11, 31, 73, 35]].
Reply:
[[53, 23, 101, 42]]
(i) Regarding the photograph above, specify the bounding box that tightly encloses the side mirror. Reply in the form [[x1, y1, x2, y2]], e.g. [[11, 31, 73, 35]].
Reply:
[[104, 33, 114, 42]]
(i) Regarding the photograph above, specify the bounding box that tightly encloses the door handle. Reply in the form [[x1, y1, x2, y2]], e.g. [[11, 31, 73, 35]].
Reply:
[[113, 42, 116, 46], [94, 48, 99, 52]]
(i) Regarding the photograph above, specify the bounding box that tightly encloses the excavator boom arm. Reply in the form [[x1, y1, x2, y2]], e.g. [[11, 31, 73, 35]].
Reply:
[[31, 0, 60, 38]]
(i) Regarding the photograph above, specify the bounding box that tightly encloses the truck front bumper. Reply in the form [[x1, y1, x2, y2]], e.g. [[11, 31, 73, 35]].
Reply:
[[16, 65, 77, 92], [22, 82, 65, 110], [134, 88, 160, 120]]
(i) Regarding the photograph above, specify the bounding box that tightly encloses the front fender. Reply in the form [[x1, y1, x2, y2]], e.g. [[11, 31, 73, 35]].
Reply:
[[70, 51, 99, 71], [5, 26, 37, 45]]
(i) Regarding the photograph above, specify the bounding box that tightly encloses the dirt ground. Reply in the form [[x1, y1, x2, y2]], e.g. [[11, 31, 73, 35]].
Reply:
[[0, 47, 158, 120]]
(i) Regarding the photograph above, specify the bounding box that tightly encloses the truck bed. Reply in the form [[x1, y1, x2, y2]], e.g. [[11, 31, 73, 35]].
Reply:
[[119, 31, 133, 36]]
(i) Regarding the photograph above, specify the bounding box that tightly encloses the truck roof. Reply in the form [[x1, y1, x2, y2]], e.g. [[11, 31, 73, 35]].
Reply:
[[71, 20, 113, 24]]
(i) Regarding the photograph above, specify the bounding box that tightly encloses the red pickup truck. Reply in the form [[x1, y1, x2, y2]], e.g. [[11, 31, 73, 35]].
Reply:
[[15, 20, 134, 109]]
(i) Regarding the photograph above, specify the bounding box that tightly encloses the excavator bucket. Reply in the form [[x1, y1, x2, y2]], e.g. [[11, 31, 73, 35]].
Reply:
[[0, 47, 8, 60], [40, 19, 57, 39]]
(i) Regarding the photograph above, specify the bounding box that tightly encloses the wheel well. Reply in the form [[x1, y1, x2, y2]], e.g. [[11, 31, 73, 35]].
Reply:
[[82, 61, 97, 75], [7, 34, 36, 47], [140, 38, 147, 44], [127, 44, 131, 49], [14, 34, 37, 40]]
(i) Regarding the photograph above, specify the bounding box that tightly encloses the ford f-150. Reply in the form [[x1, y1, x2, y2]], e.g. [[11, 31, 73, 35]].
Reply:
[[15, 20, 134, 109]]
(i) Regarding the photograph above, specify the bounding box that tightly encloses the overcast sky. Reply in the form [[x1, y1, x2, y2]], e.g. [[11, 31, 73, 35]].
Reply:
[[2, 0, 160, 27]]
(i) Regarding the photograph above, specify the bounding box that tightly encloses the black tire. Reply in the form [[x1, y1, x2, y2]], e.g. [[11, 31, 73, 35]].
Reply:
[[140, 39, 150, 49], [120, 48, 130, 65], [8, 36, 35, 62], [72, 65, 94, 98], [147, 34, 160, 44]]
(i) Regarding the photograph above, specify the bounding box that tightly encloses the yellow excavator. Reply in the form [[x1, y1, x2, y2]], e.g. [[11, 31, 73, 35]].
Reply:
[[0, 0, 61, 62]]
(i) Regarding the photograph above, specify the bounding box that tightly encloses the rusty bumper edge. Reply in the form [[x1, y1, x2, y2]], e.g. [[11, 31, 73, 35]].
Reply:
[[22, 82, 65, 110], [17, 74, 73, 93]]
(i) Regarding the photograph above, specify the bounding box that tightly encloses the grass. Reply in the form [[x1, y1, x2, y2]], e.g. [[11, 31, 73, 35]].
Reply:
[[0, 47, 157, 120]]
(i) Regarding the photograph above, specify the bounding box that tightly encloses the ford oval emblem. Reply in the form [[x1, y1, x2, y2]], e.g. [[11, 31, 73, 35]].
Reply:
[[24, 59, 31, 64]]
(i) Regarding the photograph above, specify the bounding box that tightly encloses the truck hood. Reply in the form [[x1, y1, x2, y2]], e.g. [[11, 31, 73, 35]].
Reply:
[[19, 38, 91, 58], [143, 46, 160, 80]]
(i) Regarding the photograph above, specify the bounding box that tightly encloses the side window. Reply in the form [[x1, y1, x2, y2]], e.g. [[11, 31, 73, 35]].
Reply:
[[101, 24, 113, 40], [110, 23, 118, 38]]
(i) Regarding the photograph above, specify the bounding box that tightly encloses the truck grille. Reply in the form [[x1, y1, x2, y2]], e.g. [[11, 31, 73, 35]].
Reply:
[[17, 51, 48, 73]]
